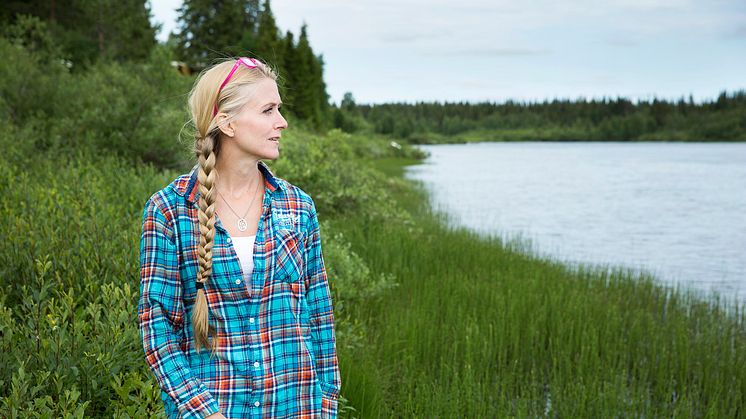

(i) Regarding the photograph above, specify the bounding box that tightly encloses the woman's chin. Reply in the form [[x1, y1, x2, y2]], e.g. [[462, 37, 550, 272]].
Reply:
[[261, 149, 280, 161]]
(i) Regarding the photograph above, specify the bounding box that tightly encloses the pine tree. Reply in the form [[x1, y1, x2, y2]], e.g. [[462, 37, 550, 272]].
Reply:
[[280, 30, 299, 112], [294, 23, 324, 128], [341, 92, 356, 110], [175, 0, 258, 68], [254, 0, 284, 73], [312, 52, 331, 128], [239, 0, 261, 56]]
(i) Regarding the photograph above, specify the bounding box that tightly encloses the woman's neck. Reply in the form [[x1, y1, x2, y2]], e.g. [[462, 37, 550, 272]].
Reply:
[[214, 154, 264, 198]]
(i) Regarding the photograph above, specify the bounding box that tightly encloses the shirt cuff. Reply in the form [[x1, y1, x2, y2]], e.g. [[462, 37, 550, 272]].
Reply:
[[177, 388, 221, 419]]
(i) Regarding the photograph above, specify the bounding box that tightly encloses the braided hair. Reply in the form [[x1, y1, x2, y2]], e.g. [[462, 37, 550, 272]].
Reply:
[[186, 57, 279, 352]]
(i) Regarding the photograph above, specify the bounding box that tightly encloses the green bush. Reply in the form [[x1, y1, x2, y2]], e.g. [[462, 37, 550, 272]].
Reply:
[[0, 131, 407, 416], [0, 36, 193, 168]]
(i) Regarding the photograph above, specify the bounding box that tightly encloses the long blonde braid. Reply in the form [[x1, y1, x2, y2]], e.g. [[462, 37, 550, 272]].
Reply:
[[193, 132, 218, 352], [186, 57, 279, 353]]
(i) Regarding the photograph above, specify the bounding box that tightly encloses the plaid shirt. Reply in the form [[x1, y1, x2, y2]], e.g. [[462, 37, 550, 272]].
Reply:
[[138, 161, 341, 418]]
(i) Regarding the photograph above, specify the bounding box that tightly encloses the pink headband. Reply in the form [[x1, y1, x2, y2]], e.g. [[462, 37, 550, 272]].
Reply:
[[212, 57, 260, 117]]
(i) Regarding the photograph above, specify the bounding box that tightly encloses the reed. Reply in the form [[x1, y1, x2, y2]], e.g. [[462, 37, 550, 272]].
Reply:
[[333, 157, 746, 418]]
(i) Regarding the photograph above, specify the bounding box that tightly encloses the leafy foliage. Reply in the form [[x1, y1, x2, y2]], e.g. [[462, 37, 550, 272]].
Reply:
[[0, 35, 193, 168]]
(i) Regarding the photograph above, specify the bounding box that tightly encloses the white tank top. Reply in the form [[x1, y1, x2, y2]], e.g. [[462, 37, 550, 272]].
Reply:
[[231, 235, 256, 280]]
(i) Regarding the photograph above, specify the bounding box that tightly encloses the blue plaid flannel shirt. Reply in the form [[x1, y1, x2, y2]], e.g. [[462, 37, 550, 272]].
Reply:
[[138, 161, 341, 418]]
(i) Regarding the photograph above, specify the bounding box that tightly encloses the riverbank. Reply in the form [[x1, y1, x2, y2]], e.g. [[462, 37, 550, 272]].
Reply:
[[0, 125, 742, 416], [403, 141, 746, 306], [333, 156, 746, 417], [407, 127, 746, 144]]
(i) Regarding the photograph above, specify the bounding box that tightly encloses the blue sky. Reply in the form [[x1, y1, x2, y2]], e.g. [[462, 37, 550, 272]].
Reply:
[[150, 0, 746, 105]]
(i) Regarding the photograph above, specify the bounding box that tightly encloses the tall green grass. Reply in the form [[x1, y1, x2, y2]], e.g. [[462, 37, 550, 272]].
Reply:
[[333, 158, 746, 418]]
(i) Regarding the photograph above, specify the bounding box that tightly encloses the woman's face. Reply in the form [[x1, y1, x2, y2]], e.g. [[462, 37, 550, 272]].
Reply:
[[221, 78, 288, 161]]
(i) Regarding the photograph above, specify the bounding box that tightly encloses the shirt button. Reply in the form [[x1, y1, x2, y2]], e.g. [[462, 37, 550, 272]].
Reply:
[[254, 401, 260, 407], [235, 279, 241, 285], [227, 237, 232, 243], [249, 317, 255, 323], [254, 361, 260, 368]]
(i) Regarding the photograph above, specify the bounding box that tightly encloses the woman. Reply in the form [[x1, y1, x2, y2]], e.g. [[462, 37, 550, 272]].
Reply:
[[138, 57, 341, 419]]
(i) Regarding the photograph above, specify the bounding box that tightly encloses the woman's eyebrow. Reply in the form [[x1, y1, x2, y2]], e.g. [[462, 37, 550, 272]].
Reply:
[[262, 101, 283, 107]]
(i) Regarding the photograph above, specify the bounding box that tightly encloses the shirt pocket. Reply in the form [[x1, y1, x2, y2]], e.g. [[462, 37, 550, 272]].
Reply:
[[274, 228, 305, 284], [273, 228, 314, 350]]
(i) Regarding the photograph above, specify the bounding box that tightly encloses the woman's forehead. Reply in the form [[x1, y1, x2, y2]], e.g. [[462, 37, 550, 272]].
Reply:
[[242, 79, 281, 107]]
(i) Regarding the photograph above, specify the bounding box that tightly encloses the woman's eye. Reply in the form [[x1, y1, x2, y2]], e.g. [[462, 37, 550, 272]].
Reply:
[[264, 108, 273, 114]]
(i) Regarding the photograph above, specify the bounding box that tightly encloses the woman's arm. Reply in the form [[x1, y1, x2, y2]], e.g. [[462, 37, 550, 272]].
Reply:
[[304, 201, 342, 418], [139, 197, 221, 418]]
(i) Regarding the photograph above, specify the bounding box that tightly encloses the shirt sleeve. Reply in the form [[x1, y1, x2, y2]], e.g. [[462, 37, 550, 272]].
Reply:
[[138, 197, 220, 419], [303, 201, 342, 415]]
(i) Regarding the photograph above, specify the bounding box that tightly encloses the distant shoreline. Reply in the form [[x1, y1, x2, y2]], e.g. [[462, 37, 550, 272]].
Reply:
[[406, 128, 746, 144], [340, 91, 746, 144]]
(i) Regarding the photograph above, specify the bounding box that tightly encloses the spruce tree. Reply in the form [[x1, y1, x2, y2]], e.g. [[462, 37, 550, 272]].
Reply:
[[175, 0, 258, 68], [294, 23, 324, 128], [312, 52, 331, 129], [254, 0, 284, 73], [280, 30, 299, 113]]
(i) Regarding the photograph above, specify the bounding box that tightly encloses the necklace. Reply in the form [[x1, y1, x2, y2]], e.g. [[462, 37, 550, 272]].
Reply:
[[217, 176, 262, 232]]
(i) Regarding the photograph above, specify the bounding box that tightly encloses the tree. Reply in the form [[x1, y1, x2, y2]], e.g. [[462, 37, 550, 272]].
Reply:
[[291, 23, 320, 125], [175, 0, 258, 68], [80, 0, 158, 62], [312, 52, 331, 128], [280, 30, 299, 111], [341, 92, 356, 110], [254, 0, 284, 72], [291, 23, 330, 130], [1, 0, 158, 66]]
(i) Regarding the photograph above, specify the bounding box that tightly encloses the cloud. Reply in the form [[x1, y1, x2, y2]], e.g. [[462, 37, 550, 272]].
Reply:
[[424, 47, 552, 57], [378, 30, 451, 43], [726, 23, 746, 38], [605, 37, 639, 47]]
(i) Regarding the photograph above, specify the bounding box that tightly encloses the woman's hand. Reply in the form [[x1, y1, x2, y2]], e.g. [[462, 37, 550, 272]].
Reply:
[[205, 413, 227, 419]]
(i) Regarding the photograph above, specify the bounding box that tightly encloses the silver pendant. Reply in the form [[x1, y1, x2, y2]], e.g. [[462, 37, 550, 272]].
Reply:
[[237, 218, 248, 232]]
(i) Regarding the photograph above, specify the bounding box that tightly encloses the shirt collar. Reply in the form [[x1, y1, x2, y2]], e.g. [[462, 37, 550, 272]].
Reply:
[[182, 160, 282, 204]]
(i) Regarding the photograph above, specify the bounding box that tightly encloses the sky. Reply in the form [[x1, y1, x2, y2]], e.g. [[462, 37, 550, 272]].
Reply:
[[150, 0, 746, 105]]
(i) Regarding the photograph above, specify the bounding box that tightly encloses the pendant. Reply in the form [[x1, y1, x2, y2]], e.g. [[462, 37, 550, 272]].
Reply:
[[237, 218, 248, 232]]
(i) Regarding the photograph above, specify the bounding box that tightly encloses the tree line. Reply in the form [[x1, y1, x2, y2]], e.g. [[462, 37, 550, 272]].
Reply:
[[333, 91, 746, 142]]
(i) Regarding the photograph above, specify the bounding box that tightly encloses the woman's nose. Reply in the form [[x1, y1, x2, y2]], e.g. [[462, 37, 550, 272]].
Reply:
[[277, 113, 288, 129]]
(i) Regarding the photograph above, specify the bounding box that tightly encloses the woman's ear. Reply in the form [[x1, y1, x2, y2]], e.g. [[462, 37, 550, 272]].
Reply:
[[216, 113, 235, 137]]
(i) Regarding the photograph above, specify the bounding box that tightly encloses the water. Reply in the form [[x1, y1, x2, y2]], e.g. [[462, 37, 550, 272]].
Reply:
[[405, 142, 746, 305]]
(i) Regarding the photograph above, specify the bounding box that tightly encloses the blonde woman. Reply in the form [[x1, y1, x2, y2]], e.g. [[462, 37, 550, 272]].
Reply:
[[138, 57, 341, 418]]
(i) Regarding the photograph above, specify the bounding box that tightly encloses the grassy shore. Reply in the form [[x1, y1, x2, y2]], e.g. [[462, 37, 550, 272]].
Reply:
[[333, 157, 745, 418], [1, 129, 742, 416]]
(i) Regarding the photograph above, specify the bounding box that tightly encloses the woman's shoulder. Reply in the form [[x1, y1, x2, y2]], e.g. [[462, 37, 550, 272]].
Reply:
[[269, 177, 322, 233], [273, 177, 316, 211], [143, 167, 197, 214], [259, 161, 315, 210]]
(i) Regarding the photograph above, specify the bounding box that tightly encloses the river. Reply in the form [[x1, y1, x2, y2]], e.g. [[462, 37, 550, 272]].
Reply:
[[405, 141, 746, 306]]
